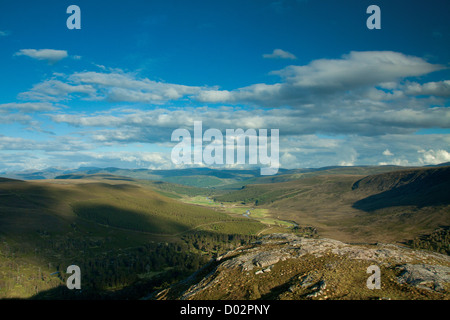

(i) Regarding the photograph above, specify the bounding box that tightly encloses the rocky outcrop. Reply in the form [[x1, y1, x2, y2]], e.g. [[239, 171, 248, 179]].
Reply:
[[163, 234, 450, 300], [218, 233, 449, 270], [396, 264, 450, 292]]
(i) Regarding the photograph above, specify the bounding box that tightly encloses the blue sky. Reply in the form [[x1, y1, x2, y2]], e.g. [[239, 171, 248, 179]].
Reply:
[[0, 0, 449, 172]]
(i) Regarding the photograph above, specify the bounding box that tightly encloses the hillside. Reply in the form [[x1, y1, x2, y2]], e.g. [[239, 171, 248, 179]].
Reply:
[[155, 233, 450, 300], [1, 165, 448, 300], [219, 165, 415, 189], [351, 166, 450, 210], [54, 173, 214, 197], [0, 177, 265, 299], [213, 166, 450, 244], [2, 164, 415, 189]]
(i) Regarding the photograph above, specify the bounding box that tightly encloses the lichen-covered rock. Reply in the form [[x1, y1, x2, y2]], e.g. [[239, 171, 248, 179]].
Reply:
[[161, 234, 450, 300], [396, 264, 450, 292]]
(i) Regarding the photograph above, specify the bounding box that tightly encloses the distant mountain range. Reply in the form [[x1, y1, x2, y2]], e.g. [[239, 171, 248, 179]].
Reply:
[[3, 163, 448, 188]]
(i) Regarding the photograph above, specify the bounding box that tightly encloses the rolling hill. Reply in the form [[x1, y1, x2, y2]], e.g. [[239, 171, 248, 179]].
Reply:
[[1, 164, 448, 300], [0, 176, 265, 299], [213, 166, 450, 244], [2, 164, 418, 188], [351, 166, 450, 209]]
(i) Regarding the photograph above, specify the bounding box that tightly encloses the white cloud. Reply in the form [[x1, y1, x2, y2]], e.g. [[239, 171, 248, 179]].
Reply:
[[263, 49, 297, 59], [40, 150, 175, 170], [0, 135, 87, 152], [0, 102, 58, 112], [6, 50, 450, 171], [14, 49, 69, 64], [418, 149, 450, 165], [370, 107, 450, 129], [196, 90, 234, 103], [0, 113, 32, 125], [0, 102, 59, 127], [273, 51, 442, 90], [195, 51, 444, 107], [378, 158, 410, 166], [23, 70, 206, 103], [0, 30, 10, 37], [19, 79, 98, 101], [280, 152, 298, 168], [21, 51, 446, 112], [404, 80, 450, 97], [48, 103, 450, 144]]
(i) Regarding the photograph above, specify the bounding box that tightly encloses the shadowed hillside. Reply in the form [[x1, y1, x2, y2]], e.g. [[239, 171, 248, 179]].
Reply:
[[1, 166, 448, 299], [352, 166, 450, 210], [0, 177, 265, 299]]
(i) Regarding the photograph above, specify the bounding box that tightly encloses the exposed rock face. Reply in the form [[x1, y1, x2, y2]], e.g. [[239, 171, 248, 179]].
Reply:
[[219, 233, 449, 269], [160, 234, 450, 300], [220, 248, 290, 271], [397, 264, 450, 292]]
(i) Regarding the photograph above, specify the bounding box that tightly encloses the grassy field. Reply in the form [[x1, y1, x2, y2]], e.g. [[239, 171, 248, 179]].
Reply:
[[181, 196, 295, 228]]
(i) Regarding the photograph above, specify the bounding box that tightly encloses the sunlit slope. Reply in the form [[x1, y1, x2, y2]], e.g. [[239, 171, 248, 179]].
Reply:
[[0, 178, 263, 237], [55, 173, 216, 198], [55, 167, 261, 188], [213, 167, 450, 243]]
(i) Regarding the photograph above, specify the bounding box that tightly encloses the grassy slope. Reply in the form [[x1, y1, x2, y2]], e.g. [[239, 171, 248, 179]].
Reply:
[[1, 165, 448, 298], [218, 165, 415, 190], [0, 177, 265, 298], [55, 173, 214, 197], [0, 177, 265, 239], [55, 168, 260, 189], [52, 166, 412, 190], [213, 167, 450, 244]]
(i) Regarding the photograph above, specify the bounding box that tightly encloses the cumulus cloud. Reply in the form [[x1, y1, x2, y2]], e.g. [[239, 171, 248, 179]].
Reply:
[[41, 150, 175, 171], [19, 80, 96, 101], [0, 102, 60, 128], [263, 49, 297, 59], [378, 158, 410, 166], [404, 80, 450, 97], [418, 149, 450, 165], [21, 70, 205, 103], [274, 51, 442, 89], [0, 113, 32, 125], [21, 51, 447, 111], [48, 103, 450, 145], [14, 49, 69, 64], [195, 51, 445, 108], [71, 71, 203, 102], [6, 50, 450, 171]]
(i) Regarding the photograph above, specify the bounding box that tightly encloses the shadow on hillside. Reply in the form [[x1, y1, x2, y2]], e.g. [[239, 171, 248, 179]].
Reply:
[[73, 202, 187, 234], [11, 228, 241, 300], [26, 271, 176, 300], [0, 178, 201, 299], [0, 262, 193, 300], [352, 169, 450, 212], [0, 179, 70, 234]]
